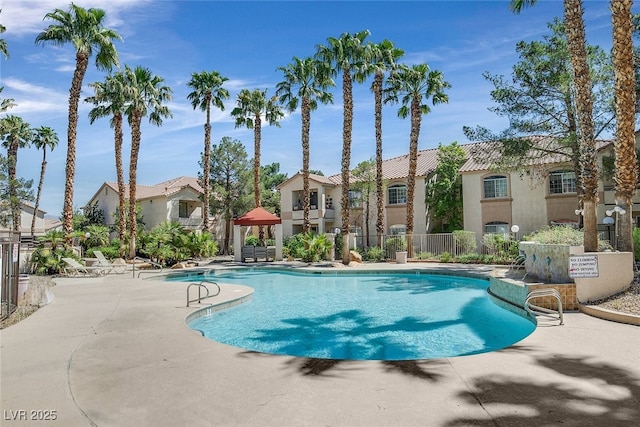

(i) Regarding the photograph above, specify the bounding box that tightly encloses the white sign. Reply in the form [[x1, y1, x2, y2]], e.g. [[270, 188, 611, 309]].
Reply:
[[568, 255, 599, 278]]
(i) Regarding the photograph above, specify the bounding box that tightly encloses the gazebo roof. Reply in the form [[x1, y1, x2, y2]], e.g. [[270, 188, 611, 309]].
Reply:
[[234, 207, 281, 226]]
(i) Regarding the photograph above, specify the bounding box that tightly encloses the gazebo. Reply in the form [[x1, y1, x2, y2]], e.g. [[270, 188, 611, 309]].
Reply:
[[233, 207, 283, 262]]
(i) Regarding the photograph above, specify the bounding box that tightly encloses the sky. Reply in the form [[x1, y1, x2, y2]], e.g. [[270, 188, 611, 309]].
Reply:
[[0, 0, 632, 218]]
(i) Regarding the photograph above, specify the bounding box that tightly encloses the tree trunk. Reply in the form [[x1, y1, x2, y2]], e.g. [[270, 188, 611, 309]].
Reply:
[[63, 52, 89, 240], [611, 0, 637, 253], [203, 96, 212, 231], [341, 69, 353, 265], [31, 149, 47, 237], [374, 71, 385, 247], [565, 0, 598, 252], [114, 112, 127, 258], [128, 111, 142, 259], [302, 96, 311, 233], [405, 95, 422, 258]]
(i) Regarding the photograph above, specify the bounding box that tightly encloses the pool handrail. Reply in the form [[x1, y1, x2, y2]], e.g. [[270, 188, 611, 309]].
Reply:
[[187, 280, 221, 307]]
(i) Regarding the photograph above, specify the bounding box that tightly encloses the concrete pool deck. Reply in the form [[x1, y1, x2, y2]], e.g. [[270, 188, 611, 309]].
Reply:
[[1, 262, 639, 426]]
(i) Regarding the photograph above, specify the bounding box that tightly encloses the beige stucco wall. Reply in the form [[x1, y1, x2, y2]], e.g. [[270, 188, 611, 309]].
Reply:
[[574, 252, 634, 303]]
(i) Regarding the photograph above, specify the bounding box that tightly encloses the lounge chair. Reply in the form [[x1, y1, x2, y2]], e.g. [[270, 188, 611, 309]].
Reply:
[[62, 257, 107, 277], [93, 250, 129, 274]]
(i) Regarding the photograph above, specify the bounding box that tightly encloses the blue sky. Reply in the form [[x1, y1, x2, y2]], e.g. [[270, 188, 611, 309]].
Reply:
[[1, 0, 629, 217]]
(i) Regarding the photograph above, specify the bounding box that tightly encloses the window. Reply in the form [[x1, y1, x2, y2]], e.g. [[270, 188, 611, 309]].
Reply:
[[179, 201, 188, 218], [485, 221, 509, 234], [388, 184, 407, 205], [389, 224, 406, 235], [549, 170, 576, 194], [349, 189, 362, 208], [483, 175, 508, 199]]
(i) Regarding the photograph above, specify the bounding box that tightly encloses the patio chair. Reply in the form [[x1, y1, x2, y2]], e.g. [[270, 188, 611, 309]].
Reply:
[[93, 250, 129, 274], [62, 257, 107, 277]]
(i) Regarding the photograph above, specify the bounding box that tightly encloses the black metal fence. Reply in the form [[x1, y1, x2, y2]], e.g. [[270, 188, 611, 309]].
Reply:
[[1, 231, 21, 321]]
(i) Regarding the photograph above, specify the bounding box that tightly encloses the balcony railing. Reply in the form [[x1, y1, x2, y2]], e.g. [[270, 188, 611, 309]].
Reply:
[[176, 217, 204, 228]]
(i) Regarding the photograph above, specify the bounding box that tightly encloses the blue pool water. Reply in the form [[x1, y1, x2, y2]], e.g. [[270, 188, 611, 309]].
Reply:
[[180, 269, 535, 361]]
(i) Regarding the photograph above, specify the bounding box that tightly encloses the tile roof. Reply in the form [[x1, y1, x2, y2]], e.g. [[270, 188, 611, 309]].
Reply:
[[459, 137, 614, 173], [322, 137, 615, 183], [103, 176, 204, 200]]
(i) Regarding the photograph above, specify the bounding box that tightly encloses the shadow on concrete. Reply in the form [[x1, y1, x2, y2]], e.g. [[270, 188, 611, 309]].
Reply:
[[445, 354, 640, 426]]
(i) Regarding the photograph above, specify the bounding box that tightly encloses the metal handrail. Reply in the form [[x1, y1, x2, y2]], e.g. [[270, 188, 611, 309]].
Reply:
[[525, 288, 564, 325], [187, 280, 221, 307], [131, 257, 164, 278]]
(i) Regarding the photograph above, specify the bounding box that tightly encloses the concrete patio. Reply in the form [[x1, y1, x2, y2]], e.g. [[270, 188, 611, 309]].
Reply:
[[1, 263, 639, 426]]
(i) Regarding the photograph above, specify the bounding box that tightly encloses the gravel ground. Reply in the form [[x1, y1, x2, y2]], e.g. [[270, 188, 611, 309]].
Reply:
[[2, 272, 639, 329], [589, 276, 640, 316]]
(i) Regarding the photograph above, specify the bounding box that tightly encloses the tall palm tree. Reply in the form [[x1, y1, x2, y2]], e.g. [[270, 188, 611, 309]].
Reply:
[[31, 126, 58, 237], [187, 71, 229, 232], [365, 40, 404, 246], [511, 0, 599, 252], [123, 65, 173, 258], [276, 56, 334, 233], [610, 0, 637, 253], [35, 4, 121, 239], [316, 30, 370, 264], [0, 115, 32, 231], [385, 64, 450, 257], [231, 89, 283, 207], [86, 72, 129, 256]]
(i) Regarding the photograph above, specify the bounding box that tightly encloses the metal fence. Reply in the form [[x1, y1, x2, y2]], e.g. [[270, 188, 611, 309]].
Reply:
[[352, 232, 480, 260], [1, 231, 22, 321]]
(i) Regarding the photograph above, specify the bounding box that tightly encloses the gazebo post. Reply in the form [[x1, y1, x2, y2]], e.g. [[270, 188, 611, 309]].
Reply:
[[275, 223, 283, 261], [233, 224, 242, 262]]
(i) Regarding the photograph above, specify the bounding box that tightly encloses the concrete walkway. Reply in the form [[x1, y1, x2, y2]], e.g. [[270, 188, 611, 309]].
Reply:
[[1, 264, 639, 426]]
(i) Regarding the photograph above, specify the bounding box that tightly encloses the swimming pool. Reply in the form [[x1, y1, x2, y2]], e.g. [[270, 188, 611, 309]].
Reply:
[[180, 269, 535, 361]]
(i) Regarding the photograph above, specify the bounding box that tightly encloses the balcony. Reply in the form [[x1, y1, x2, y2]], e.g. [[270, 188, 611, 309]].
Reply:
[[176, 217, 204, 229]]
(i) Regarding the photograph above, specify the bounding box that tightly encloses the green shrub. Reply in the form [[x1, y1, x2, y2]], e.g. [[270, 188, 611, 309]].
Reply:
[[284, 234, 305, 259], [300, 232, 332, 262], [384, 236, 407, 259], [453, 230, 477, 254], [634, 228, 640, 261], [244, 235, 259, 246], [415, 251, 434, 260], [439, 251, 452, 263], [524, 226, 583, 245], [363, 246, 385, 262]]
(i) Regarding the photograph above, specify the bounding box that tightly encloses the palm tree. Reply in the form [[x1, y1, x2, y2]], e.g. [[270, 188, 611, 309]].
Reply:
[[610, 0, 637, 252], [385, 64, 450, 257], [364, 40, 404, 247], [0, 115, 32, 231], [316, 30, 370, 264], [276, 56, 334, 233], [511, 0, 598, 252], [0, 87, 15, 113], [231, 89, 283, 206], [187, 71, 230, 232], [123, 65, 173, 258], [231, 88, 283, 244], [31, 126, 58, 237], [35, 4, 121, 239], [86, 72, 129, 256]]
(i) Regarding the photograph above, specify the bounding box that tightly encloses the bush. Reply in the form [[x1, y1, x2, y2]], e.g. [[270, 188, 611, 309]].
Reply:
[[525, 225, 613, 252], [415, 251, 435, 260], [634, 228, 640, 261], [453, 230, 477, 254], [283, 234, 305, 259], [244, 235, 259, 246], [363, 246, 385, 262], [439, 251, 452, 263], [384, 236, 407, 259], [300, 232, 332, 262]]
